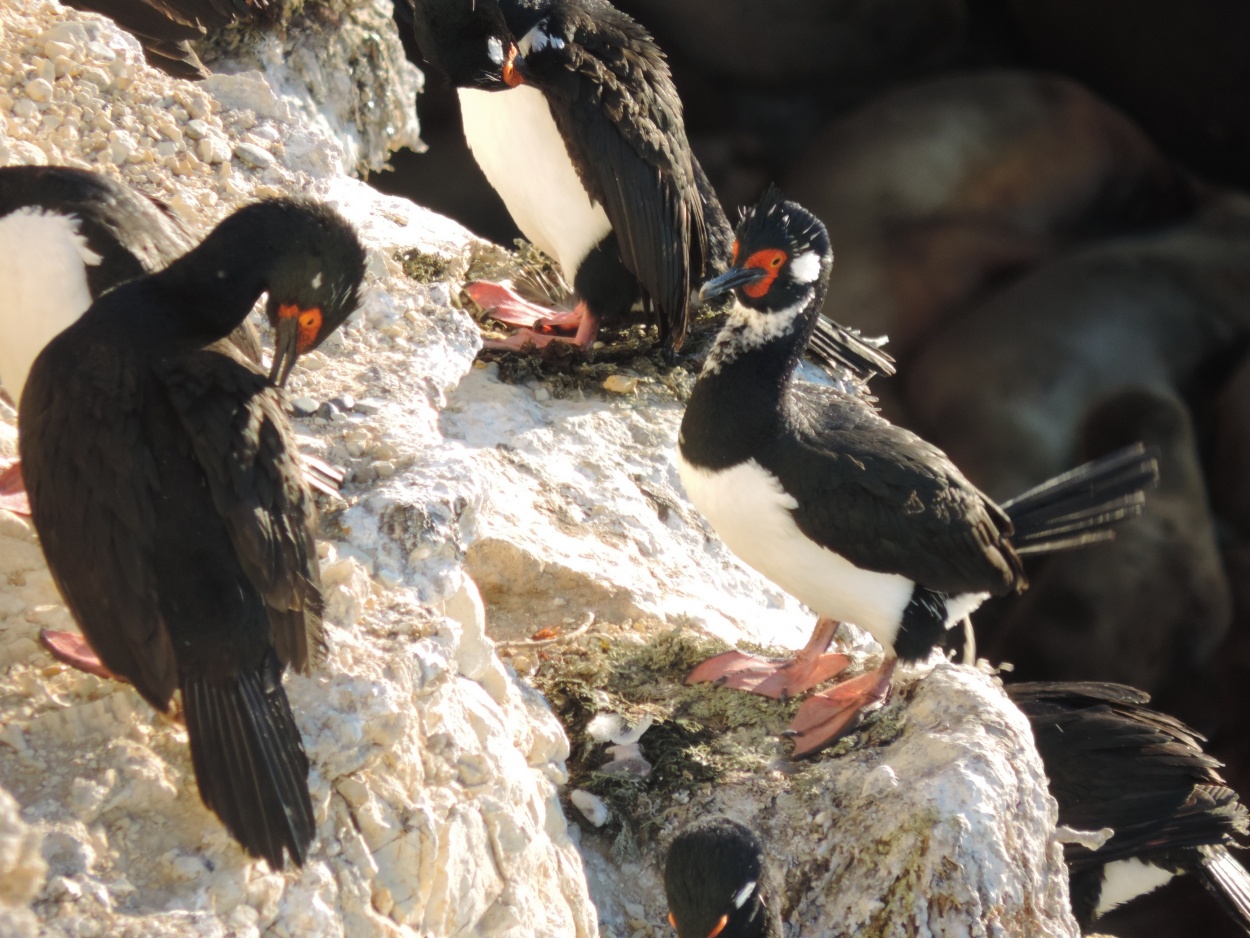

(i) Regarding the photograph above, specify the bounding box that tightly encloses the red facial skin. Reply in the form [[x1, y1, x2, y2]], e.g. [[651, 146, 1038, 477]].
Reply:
[[278, 303, 323, 353]]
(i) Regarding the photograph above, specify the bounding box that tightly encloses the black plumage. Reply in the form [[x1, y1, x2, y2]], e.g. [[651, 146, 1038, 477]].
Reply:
[[679, 189, 1158, 754], [406, 0, 895, 378], [64, 0, 263, 78], [664, 817, 781, 938], [512, 0, 704, 348], [0, 166, 342, 496], [20, 197, 365, 867], [1009, 681, 1250, 932]]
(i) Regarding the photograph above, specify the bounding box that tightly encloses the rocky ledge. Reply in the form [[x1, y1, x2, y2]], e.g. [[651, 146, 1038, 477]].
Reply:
[[0, 1, 1077, 936]]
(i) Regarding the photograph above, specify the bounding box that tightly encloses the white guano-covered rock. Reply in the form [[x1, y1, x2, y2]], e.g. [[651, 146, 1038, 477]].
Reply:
[[0, 0, 1078, 935], [0, 2, 591, 936], [580, 663, 1080, 938]]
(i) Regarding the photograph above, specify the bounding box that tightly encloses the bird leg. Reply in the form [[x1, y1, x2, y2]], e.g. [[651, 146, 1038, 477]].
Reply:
[[685, 617, 851, 700], [0, 458, 30, 516], [39, 628, 121, 681], [785, 656, 898, 757]]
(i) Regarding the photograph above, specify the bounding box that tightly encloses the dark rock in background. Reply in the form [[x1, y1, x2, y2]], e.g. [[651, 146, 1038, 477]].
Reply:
[[986, 388, 1231, 704], [612, 0, 966, 96], [903, 197, 1250, 497], [785, 72, 1197, 363], [1003, 0, 1250, 191]]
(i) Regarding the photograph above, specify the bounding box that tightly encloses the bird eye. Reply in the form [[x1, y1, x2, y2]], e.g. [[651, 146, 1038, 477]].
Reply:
[[296, 308, 323, 352], [770, 256, 783, 268]]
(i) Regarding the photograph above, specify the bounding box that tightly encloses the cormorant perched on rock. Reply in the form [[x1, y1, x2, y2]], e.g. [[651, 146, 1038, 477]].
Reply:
[[664, 816, 781, 938], [1009, 682, 1250, 933], [403, 0, 894, 382], [0, 166, 344, 516], [20, 197, 365, 867], [679, 189, 1159, 755]]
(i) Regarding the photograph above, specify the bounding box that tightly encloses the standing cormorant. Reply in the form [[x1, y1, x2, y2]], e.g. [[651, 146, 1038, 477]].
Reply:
[[403, 0, 895, 382], [678, 189, 1158, 755], [20, 197, 366, 867]]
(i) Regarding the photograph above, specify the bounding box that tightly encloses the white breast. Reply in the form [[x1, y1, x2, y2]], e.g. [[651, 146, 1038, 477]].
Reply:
[[1095, 859, 1176, 916], [458, 85, 611, 279], [0, 209, 99, 403], [677, 451, 915, 647]]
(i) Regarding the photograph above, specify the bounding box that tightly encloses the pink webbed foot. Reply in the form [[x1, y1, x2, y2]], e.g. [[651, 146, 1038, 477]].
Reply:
[[39, 629, 121, 681], [0, 459, 30, 516], [786, 657, 898, 757], [465, 280, 565, 329], [479, 299, 601, 354], [685, 617, 850, 700]]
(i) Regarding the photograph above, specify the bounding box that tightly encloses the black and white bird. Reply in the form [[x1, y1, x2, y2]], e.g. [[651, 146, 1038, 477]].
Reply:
[[664, 816, 781, 938], [407, 0, 711, 353], [20, 197, 365, 867], [405, 0, 894, 381], [678, 188, 1159, 755], [1009, 682, 1250, 932], [0, 166, 344, 511]]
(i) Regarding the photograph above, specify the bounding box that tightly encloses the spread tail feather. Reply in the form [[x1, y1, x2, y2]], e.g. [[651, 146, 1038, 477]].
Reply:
[[1199, 846, 1250, 934], [1001, 443, 1160, 555], [805, 316, 896, 382], [182, 650, 314, 868]]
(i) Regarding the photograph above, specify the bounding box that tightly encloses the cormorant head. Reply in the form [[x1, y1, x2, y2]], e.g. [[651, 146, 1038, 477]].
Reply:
[[255, 199, 366, 386], [699, 187, 831, 315], [407, 0, 520, 90], [664, 817, 780, 938]]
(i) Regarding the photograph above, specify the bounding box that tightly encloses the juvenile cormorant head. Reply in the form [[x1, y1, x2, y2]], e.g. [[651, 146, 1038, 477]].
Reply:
[[699, 188, 832, 315], [664, 817, 780, 938]]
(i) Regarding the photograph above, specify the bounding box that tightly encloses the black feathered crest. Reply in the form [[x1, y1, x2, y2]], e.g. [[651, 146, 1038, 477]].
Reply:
[[736, 186, 829, 261]]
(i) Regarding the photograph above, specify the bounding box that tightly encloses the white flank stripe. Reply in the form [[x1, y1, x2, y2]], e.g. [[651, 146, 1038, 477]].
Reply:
[[459, 85, 610, 279], [1095, 859, 1176, 916], [0, 209, 98, 402], [677, 452, 914, 646]]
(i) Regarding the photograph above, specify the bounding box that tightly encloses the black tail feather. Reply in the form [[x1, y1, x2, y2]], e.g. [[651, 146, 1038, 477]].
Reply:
[[805, 316, 896, 382], [1199, 846, 1250, 935], [1001, 443, 1159, 554], [182, 650, 314, 868]]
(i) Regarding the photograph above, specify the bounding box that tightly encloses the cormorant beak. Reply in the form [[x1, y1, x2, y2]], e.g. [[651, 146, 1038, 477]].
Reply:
[[269, 316, 300, 387], [699, 266, 767, 303], [503, 43, 524, 87]]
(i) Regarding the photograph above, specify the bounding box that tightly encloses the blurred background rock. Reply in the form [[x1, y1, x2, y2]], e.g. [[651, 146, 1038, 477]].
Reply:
[[371, 3, 1250, 935]]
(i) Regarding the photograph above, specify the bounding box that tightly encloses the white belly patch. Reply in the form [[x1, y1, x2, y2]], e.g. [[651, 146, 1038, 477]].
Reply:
[[459, 85, 611, 279], [0, 208, 98, 402], [1095, 859, 1176, 916], [677, 452, 916, 648]]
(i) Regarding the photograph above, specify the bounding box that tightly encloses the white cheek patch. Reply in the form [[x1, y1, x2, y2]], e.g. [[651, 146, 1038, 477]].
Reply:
[[788, 251, 820, 284], [486, 36, 504, 65]]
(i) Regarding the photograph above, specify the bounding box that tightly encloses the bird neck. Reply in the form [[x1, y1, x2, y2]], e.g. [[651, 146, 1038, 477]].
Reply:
[[146, 210, 289, 346], [680, 296, 816, 469]]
